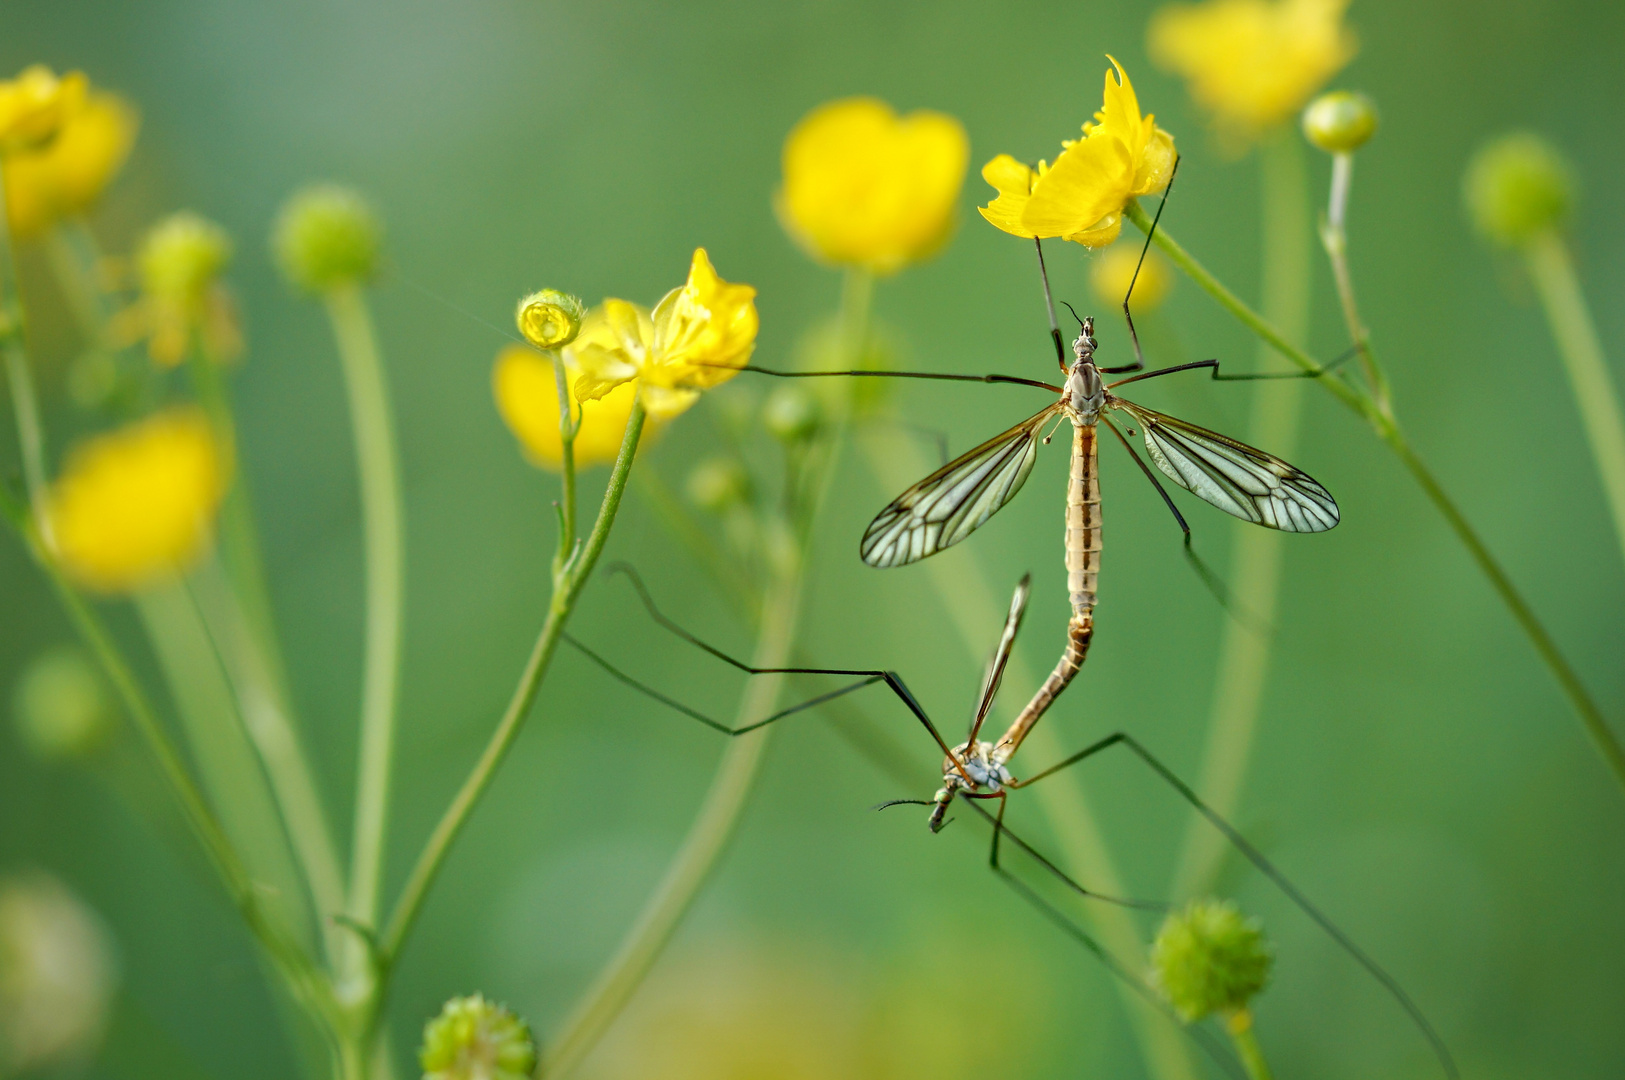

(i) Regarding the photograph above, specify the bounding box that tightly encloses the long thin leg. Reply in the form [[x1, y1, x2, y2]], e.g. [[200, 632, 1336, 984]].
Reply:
[[1034, 237, 1066, 370], [1107, 343, 1359, 390], [1100, 155, 1183, 376], [1009, 731, 1460, 1080], [696, 362, 1061, 394]]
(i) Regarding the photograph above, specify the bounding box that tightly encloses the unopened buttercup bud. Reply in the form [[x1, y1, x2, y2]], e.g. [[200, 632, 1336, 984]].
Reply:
[[516, 289, 585, 350], [1302, 91, 1378, 154], [762, 385, 822, 443], [419, 994, 535, 1080], [12, 646, 112, 760], [1150, 898, 1273, 1022], [1463, 132, 1573, 247], [138, 211, 231, 307], [271, 183, 381, 292], [687, 457, 752, 513]]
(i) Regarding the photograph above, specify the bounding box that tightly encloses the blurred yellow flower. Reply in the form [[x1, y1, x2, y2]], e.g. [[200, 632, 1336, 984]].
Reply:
[[1091, 242, 1172, 312], [3, 76, 135, 240], [47, 409, 228, 593], [1149, 0, 1356, 139], [572, 248, 757, 421], [492, 344, 646, 469], [777, 97, 968, 274], [0, 66, 87, 149], [980, 58, 1175, 249]]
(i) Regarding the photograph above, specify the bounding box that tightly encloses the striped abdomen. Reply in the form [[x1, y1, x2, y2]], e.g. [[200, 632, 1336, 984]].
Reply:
[[994, 422, 1099, 761]]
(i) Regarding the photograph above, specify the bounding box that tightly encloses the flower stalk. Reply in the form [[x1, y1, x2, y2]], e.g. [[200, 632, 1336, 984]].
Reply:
[[0, 166, 51, 532], [1126, 199, 1625, 794], [551, 350, 579, 582], [1226, 1009, 1274, 1080]]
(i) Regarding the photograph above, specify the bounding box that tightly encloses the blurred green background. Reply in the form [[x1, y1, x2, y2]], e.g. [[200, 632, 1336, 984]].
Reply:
[[3, 0, 1624, 1077]]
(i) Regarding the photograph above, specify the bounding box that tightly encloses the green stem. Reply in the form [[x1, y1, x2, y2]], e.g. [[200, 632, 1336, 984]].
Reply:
[[1126, 201, 1625, 795], [1524, 229, 1625, 572], [325, 284, 405, 995], [551, 348, 578, 582], [1225, 1010, 1273, 1080], [542, 561, 803, 1079], [1321, 153, 1393, 416], [1173, 130, 1310, 900], [0, 158, 49, 529], [380, 400, 647, 969]]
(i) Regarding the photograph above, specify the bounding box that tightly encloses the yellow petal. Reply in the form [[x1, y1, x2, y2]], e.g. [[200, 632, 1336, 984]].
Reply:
[[976, 154, 1040, 239], [564, 299, 651, 402], [4, 90, 137, 241], [649, 248, 757, 390], [1021, 133, 1134, 238], [1131, 126, 1178, 197], [492, 345, 643, 469]]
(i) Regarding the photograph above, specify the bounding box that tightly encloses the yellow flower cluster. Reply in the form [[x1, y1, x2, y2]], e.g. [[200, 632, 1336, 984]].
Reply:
[[133, 211, 239, 367], [47, 409, 228, 593], [1149, 0, 1356, 139], [777, 97, 968, 274], [0, 66, 136, 241], [980, 59, 1175, 249]]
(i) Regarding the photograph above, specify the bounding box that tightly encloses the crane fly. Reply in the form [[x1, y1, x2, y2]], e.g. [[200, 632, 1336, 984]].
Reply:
[[562, 564, 1457, 1080]]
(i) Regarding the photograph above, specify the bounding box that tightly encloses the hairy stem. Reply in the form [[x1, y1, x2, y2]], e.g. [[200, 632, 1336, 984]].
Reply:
[[1173, 130, 1310, 899], [1524, 229, 1625, 573], [1126, 201, 1625, 795]]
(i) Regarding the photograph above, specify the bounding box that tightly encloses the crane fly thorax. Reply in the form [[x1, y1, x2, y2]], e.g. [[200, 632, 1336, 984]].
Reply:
[[1064, 360, 1105, 425], [941, 739, 1012, 794]]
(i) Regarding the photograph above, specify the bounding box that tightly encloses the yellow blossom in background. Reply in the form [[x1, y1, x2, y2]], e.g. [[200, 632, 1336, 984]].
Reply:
[[0, 66, 87, 149], [777, 97, 968, 274], [123, 211, 241, 367], [1149, 0, 1356, 140], [1091, 242, 1172, 312], [47, 409, 228, 593], [492, 344, 648, 469], [2, 72, 135, 240], [572, 248, 757, 421], [980, 58, 1175, 249]]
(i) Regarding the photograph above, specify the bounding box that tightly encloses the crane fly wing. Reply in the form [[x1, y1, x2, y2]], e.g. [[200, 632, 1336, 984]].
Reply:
[[860, 405, 1062, 568], [1110, 399, 1339, 533], [969, 573, 1031, 740]]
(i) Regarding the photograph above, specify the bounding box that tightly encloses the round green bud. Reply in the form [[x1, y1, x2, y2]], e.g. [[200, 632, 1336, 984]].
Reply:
[[419, 994, 536, 1080], [0, 872, 118, 1074], [12, 646, 113, 760], [271, 183, 381, 292], [1463, 132, 1573, 246], [1301, 91, 1379, 154], [516, 289, 585, 350], [762, 385, 822, 443], [686, 456, 752, 513], [1150, 898, 1273, 1022], [138, 211, 232, 305]]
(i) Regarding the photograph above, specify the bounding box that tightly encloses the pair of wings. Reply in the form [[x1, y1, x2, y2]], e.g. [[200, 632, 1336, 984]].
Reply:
[[859, 397, 1339, 569]]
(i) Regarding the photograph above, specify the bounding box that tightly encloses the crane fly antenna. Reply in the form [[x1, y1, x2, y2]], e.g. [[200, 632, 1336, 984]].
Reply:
[[1059, 301, 1087, 332]]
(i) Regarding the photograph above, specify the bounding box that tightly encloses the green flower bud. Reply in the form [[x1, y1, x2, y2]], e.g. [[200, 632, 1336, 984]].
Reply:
[[686, 456, 752, 513], [1150, 898, 1273, 1022], [12, 646, 113, 760], [1463, 132, 1573, 246], [515, 289, 585, 350], [0, 872, 118, 1075], [1301, 91, 1378, 154], [419, 994, 535, 1080], [762, 385, 822, 443], [271, 183, 381, 292], [138, 211, 231, 306]]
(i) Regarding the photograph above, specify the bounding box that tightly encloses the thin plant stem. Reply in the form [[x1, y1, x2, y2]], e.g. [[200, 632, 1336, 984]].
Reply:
[[1225, 1009, 1273, 1080], [0, 166, 50, 532], [551, 349, 578, 580], [1173, 130, 1310, 900], [325, 283, 405, 997], [1321, 153, 1392, 415], [380, 400, 647, 969], [542, 562, 804, 1079], [1524, 229, 1625, 572], [1125, 200, 1625, 794]]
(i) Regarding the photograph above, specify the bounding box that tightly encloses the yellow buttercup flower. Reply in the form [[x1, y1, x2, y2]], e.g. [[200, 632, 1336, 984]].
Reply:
[[47, 409, 228, 593], [3, 82, 136, 241], [979, 58, 1175, 249], [0, 66, 87, 149], [1149, 0, 1356, 139], [571, 248, 757, 421], [492, 344, 647, 470], [777, 97, 968, 274]]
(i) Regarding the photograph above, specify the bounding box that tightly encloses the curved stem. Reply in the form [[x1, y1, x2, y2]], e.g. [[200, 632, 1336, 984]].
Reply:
[[1126, 201, 1625, 795], [381, 400, 647, 968], [1524, 229, 1625, 572], [1225, 1009, 1273, 1080], [326, 284, 405, 998], [0, 165, 50, 534]]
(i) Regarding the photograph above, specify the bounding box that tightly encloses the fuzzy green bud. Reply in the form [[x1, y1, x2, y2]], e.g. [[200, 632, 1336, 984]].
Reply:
[[1302, 91, 1378, 154], [1463, 132, 1573, 246], [516, 289, 585, 350], [12, 646, 113, 760], [762, 385, 822, 443], [419, 994, 535, 1080], [271, 183, 381, 292], [138, 211, 231, 306], [686, 456, 752, 512], [1150, 899, 1273, 1022]]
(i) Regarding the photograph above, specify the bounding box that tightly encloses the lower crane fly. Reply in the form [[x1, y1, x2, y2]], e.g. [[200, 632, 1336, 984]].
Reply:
[[564, 565, 1457, 1080]]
